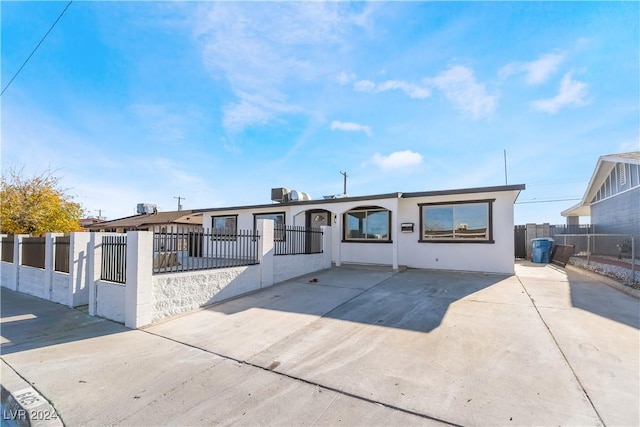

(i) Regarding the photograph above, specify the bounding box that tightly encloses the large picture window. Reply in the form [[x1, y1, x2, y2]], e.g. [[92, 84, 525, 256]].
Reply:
[[212, 215, 237, 240], [420, 200, 493, 243], [254, 212, 286, 241], [344, 207, 391, 242]]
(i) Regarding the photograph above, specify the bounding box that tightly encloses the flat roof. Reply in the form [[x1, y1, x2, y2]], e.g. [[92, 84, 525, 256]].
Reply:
[[195, 184, 526, 214]]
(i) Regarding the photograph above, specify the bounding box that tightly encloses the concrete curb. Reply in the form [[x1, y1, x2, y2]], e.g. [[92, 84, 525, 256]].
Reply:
[[1, 359, 63, 427], [565, 264, 640, 299]]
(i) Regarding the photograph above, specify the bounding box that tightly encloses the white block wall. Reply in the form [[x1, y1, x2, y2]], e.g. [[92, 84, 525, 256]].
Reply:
[[96, 281, 126, 323], [151, 265, 262, 322]]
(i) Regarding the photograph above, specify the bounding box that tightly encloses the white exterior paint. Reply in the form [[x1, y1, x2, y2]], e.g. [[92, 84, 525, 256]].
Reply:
[[96, 281, 126, 323], [397, 190, 518, 274], [152, 265, 262, 322], [51, 272, 70, 304], [69, 232, 91, 307], [1, 261, 16, 289], [17, 266, 46, 298], [201, 185, 522, 275], [273, 253, 329, 283]]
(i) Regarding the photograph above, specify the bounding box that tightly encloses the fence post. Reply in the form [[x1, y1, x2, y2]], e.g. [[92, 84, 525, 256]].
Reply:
[[257, 219, 274, 289], [586, 234, 591, 266], [632, 236, 636, 284], [125, 231, 154, 329], [88, 233, 102, 316], [321, 225, 332, 269], [335, 214, 343, 267], [12, 235, 28, 291], [45, 233, 62, 300], [69, 232, 91, 307]]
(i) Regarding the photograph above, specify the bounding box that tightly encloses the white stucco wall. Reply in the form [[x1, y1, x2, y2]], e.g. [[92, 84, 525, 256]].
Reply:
[[18, 266, 46, 298], [51, 272, 70, 304], [96, 281, 126, 323], [1, 261, 15, 289], [200, 188, 519, 274], [273, 253, 329, 283], [151, 264, 262, 322], [396, 190, 518, 274]]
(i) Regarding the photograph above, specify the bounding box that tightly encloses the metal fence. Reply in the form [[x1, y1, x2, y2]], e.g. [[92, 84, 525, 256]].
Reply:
[[274, 225, 323, 255], [22, 236, 46, 269], [101, 235, 127, 284], [1, 236, 14, 263], [54, 235, 70, 273], [153, 228, 260, 274], [555, 233, 637, 281]]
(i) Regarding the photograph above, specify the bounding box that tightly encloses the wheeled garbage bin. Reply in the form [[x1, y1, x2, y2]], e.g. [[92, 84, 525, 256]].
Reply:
[[532, 238, 554, 263]]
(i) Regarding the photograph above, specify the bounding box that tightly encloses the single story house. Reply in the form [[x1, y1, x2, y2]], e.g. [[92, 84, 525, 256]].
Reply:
[[196, 184, 525, 275], [562, 152, 640, 240]]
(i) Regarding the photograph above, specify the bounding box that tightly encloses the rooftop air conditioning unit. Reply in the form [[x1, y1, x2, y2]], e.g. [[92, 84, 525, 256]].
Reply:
[[137, 203, 158, 214], [271, 187, 291, 203]]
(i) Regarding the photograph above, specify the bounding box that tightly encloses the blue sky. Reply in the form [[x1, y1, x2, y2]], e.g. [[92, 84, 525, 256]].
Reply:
[[1, 1, 638, 224]]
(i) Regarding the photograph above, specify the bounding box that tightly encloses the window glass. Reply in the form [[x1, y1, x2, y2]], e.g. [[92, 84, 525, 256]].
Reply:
[[424, 207, 454, 238], [255, 212, 285, 240], [345, 208, 390, 241], [421, 202, 490, 241], [213, 216, 236, 234]]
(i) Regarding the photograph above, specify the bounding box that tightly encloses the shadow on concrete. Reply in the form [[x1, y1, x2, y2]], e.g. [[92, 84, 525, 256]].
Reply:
[[565, 269, 640, 329], [0, 287, 127, 355], [210, 267, 508, 334]]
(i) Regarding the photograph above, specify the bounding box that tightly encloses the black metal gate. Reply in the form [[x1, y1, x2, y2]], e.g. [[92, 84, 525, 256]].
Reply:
[[514, 225, 526, 259]]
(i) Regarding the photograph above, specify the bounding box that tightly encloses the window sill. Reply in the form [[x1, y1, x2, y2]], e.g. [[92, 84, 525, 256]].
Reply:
[[342, 240, 393, 244], [419, 239, 494, 244]]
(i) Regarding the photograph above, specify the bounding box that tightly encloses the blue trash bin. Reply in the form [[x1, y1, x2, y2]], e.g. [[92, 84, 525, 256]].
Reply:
[[532, 238, 554, 263]]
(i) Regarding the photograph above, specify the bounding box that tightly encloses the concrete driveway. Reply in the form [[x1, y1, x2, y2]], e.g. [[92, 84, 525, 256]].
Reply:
[[2, 262, 638, 426]]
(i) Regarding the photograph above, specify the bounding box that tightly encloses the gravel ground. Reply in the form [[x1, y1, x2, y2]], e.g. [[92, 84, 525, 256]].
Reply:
[[569, 255, 640, 288]]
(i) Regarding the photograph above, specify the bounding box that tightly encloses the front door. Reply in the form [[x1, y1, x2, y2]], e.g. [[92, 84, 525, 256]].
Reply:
[[306, 210, 331, 228]]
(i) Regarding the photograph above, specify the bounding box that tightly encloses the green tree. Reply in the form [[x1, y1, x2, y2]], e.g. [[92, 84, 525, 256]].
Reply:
[[0, 168, 83, 235]]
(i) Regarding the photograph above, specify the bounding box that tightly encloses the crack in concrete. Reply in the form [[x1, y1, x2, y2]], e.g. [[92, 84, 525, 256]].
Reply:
[[515, 275, 606, 427]]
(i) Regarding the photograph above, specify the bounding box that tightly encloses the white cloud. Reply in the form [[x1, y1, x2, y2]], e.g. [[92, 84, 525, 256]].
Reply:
[[370, 150, 423, 171], [618, 136, 640, 153], [337, 71, 357, 85], [428, 66, 496, 119], [531, 72, 589, 113], [194, 3, 358, 133], [354, 79, 430, 99], [499, 52, 565, 85], [330, 120, 372, 136]]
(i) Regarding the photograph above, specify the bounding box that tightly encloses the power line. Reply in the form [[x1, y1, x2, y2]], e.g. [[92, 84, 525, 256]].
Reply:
[[516, 197, 581, 205], [1, 1, 73, 96]]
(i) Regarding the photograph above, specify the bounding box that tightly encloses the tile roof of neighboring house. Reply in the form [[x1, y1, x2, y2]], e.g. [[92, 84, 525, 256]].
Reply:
[[562, 151, 640, 217], [85, 210, 202, 230]]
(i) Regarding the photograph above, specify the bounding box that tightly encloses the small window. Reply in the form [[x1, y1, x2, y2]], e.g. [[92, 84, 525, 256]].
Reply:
[[344, 207, 391, 242], [420, 200, 493, 243], [254, 212, 285, 241], [212, 215, 237, 240], [619, 163, 627, 186]]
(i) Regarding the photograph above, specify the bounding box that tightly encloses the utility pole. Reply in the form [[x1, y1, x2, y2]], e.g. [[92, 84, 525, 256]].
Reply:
[[96, 209, 105, 219], [174, 196, 185, 211], [340, 171, 348, 196], [503, 150, 508, 185]]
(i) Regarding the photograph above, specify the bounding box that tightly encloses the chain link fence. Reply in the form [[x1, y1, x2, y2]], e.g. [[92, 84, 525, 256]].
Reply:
[[555, 234, 637, 285]]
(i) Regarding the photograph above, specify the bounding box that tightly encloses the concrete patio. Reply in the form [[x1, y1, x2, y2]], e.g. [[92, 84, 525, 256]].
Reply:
[[1, 262, 638, 426]]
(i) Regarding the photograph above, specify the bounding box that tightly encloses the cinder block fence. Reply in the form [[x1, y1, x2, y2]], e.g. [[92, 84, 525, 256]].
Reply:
[[0, 220, 331, 328]]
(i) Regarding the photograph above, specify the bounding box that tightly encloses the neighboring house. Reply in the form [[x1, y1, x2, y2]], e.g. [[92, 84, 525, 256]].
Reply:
[[80, 217, 106, 228], [86, 210, 203, 233], [562, 152, 640, 240], [197, 184, 525, 275]]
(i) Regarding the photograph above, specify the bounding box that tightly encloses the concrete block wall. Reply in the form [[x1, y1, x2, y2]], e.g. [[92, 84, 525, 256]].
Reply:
[[0, 233, 89, 307]]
